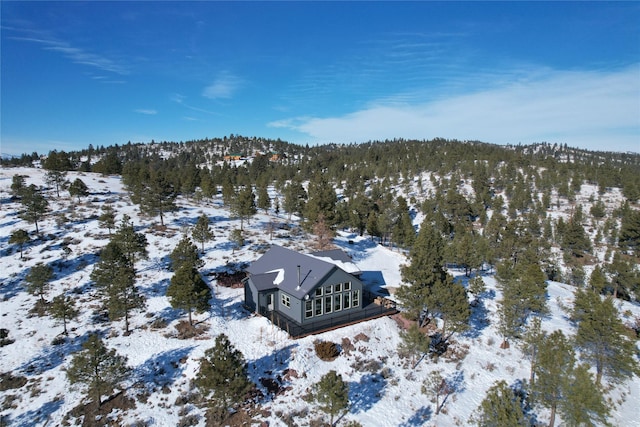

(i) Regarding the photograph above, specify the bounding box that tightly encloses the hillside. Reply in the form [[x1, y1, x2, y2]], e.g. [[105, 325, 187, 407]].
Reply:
[[1, 166, 639, 427]]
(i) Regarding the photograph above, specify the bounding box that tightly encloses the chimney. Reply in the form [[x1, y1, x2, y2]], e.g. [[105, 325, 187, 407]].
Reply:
[[296, 265, 301, 290]]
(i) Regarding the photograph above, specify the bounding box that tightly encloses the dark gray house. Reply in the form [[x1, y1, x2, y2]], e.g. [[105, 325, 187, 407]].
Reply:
[[244, 245, 396, 337]]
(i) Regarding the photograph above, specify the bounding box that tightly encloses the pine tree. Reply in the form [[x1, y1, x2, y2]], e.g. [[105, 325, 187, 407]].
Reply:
[[43, 150, 71, 198], [112, 215, 148, 266], [428, 279, 470, 339], [66, 334, 130, 406], [11, 174, 27, 199], [68, 178, 89, 203], [473, 380, 527, 427], [619, 208, 640, 256], [256, 181, 271, 213], [396, 220, 449, 327], [532, 330, 574, 427], [468, 276, 486, 303], [196, 334, 252, 411], [192, 213, 213, 253], [572, 290, 640, 386], [9, 229, 30, 259], [169, 235, 203, 271], [560, 363, 609, 427], [305, 174, 338, 227], [313, 370, 349, 426], [98, 204, 116, 236], [139, 171, 178, 226], [392, 196, 415, 248], [231, 228, 244, 254], [283, 180, 306, 221], [19, 184, 49, 233], [91, 241, 144, 332], [50, 293, 79, 335], [232, 185, 257, 230], [520, 316, 545, 386], [167, 264, 211, 325], [25, 262, 54, 304], [398, 324, 431, 367]]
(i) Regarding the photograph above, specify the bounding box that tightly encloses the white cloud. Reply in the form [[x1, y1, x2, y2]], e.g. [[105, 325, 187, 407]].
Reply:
[[270, 66, 640, 153], [134, 109, 158, 115], [202, 72, 242, 99]]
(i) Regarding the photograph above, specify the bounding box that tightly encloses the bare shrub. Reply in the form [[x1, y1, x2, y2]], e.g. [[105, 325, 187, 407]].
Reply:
[[314, 340, 340, 361]]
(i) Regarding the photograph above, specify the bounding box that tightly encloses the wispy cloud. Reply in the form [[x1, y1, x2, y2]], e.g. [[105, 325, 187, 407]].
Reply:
[[9, 31, 129, 75], [134, 109, 158, 115], [270, 66, 640, 153], [171, 93, 221, 116], [202, 72, 243, 99]]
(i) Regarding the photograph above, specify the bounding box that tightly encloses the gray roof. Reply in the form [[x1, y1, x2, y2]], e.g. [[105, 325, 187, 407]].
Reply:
[[246, 245, 337, 300], [309, 249, 361, 275]]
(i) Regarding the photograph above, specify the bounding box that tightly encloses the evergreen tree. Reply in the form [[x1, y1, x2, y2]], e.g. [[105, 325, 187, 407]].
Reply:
[[497, 259, 548, 344], [422, 371, 448, 415], [10, 174, 27, 199], [561, 211, 591, 259], [532, 330, 574, 427], [256, 181, 271, 213], [619, 208, 640, 256], [43, 150, 72, 197], [66, 334, 130, 406], [232, 185, 257, 230], [520, 316, 545, 386], [167, 264, 211, 325], [25, 262, 54, 304], [19, 184, 49, 233], [196, 334, 252, 412], [68, 178, 89, 203], [221, 177, 236, 208], [313, 370, 349, 426], [192, 213, 213, 253], [169, 235, 203, 271], [430, 279, 471, 339], [398, 324, 431, 367], [473, 380, 527, 427], [139, 171, 178, 226], [560, 363, 609, 427], [305, 174, 338, 227], [98, 204, 116, 236], [9, 229, 30, 259], [396, 220, 449, 327], [392, 196, 415, 248], [587, 265, 608, 294], [111, 215, 148, 266], [468, 276, 486, 303], [91, 241, 144, 333], [231, 228, 244, 254], [282, 181, 307, 220], [50, 293, 79, 335], [606, 252, 639, 300], [572, 290, 640, 386]]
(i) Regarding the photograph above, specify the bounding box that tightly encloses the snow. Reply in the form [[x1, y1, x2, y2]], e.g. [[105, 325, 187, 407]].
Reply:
[[0, 166, 638, 427]]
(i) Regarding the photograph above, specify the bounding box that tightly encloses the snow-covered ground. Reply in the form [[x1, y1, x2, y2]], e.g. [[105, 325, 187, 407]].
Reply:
[[0, 167, 638, 426]]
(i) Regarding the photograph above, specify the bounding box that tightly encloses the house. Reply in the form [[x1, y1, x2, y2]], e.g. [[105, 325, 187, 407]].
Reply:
[[243, 245, 396, 338]]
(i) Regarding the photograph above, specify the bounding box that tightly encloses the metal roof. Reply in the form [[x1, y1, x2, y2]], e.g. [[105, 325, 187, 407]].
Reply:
[[246, 245, 337, 300]]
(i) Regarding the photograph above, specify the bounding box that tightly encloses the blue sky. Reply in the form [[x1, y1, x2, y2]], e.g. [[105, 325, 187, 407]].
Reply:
[[2, 1, 639, 155]]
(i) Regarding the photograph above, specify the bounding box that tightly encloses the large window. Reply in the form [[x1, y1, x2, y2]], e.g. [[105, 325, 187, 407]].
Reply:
[[334, 294, 342, 311], [352, 290, 360, 308], [281, 293, 291, 308], [314, 298, 323, 316], [343, 292, 351, 309], [325, 296, 333, 314]]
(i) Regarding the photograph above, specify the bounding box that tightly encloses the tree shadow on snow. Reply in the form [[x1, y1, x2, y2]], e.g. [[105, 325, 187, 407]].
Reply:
[[135, 346, 195, 390], [333, 235, 377, 261], [248, 344, 297, 402], [461, 298, 490, 339], [399, 406, 432, 427], [8, 398, 64, 427], [209, 296, 251, 321], [19, 330, 97, 376], [349, 373, 387, 414]]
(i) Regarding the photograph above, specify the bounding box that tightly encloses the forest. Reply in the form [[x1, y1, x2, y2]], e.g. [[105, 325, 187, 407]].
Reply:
[[1, 136, 639, 427]]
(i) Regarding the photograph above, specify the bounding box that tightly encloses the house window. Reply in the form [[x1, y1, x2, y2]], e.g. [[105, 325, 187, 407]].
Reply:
[[305, 300, 313, 318], [325, 296, 333, 313], [315, 287, 323, 297], [352, 290, 360, 307], [334, 294, 342, 311], [344, 282, 351, 291], [315, 298, 323, 316], [334, 283, 342, 293], [281, 293, 291, 308], [343, 292, 351, 309], [324, 285, 333, 294]]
